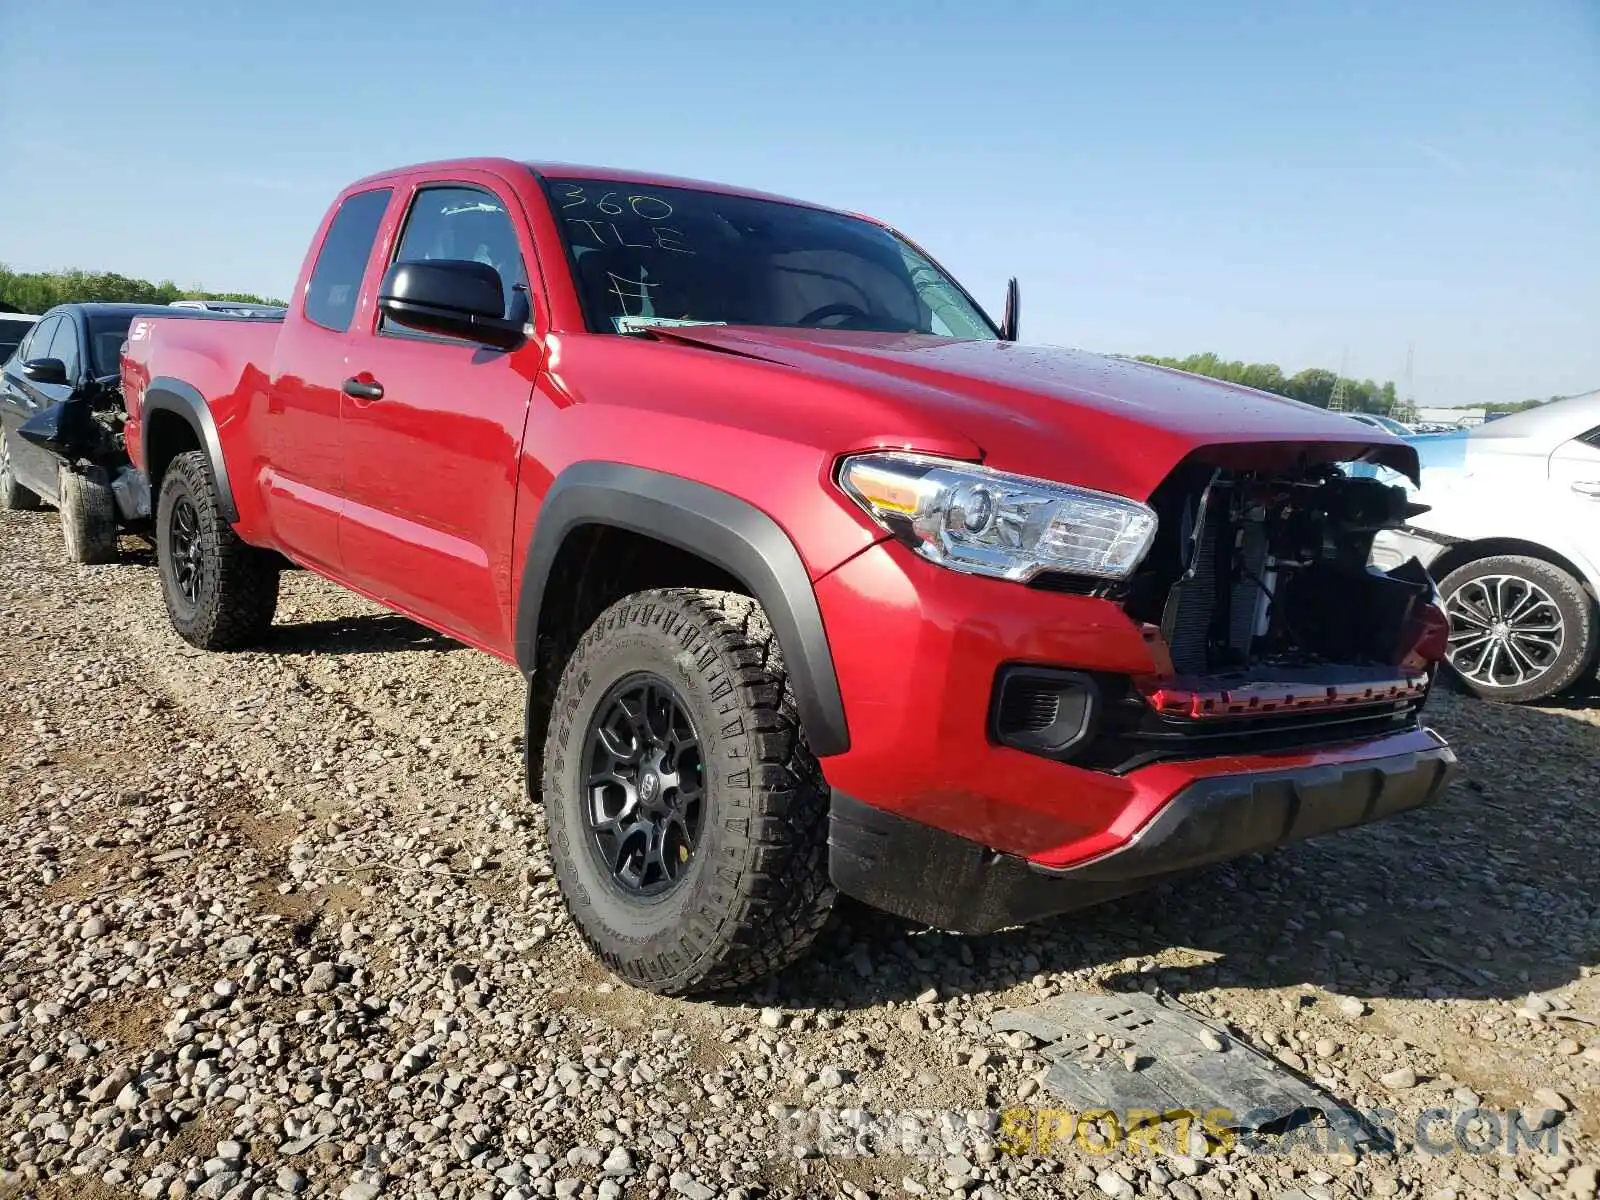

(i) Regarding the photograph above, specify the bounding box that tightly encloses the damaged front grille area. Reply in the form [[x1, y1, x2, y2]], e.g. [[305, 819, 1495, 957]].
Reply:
[[993, 452, 1441, 774], [1074, 672, 1429, 773], [1125, 457, 1432, 678]]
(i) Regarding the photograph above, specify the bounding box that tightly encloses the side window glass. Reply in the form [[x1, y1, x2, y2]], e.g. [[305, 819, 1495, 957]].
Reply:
[[305, 188, 393, 333], [381, 185, 528, 337], [46, 318, 81, 379], [1579, 426, 1600, 450], [22, 316, 59, 364]]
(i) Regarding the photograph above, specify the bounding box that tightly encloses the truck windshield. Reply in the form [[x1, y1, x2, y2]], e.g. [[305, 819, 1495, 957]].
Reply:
[[544, 178, 999, 340]]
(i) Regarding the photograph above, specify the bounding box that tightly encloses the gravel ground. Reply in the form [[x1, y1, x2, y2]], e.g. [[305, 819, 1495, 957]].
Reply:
[[2, 508, 1597, 1200]]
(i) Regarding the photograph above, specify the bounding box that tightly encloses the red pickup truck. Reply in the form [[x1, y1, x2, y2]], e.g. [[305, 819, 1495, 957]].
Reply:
[[122, 157, 1456, 994]]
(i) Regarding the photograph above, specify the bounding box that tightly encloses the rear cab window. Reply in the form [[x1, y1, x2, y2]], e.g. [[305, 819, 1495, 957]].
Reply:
[[304, 188, 394, 332]]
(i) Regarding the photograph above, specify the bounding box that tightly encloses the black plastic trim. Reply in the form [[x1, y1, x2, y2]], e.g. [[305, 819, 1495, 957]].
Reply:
[[989, 666, 1100, 759], [828, 739, 1456, 933], [139, 377, 239, 524], [516, 461, 850, 756]]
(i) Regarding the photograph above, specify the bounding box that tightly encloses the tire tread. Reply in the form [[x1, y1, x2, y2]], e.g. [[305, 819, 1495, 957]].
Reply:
[[157, 451, 279, 649], [543, 587, 835, 993]]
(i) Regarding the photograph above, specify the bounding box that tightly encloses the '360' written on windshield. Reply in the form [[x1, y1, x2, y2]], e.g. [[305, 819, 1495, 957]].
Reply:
[[541, 179, 999, 341]]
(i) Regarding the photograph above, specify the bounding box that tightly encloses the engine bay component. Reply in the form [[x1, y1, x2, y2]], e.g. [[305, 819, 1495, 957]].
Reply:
[[1125, 459, 1434, 677]]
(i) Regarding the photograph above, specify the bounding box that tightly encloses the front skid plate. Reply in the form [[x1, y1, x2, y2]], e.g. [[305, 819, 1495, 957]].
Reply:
[[990, 992, 1370, 1140]]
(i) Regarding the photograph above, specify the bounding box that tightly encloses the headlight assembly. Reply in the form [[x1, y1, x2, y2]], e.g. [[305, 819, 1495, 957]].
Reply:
[[837, 451, 1158, 582]]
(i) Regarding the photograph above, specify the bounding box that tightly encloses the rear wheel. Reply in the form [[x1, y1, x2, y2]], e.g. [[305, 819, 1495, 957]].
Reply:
[[1437, 554, 1597, 703], [541, 588, 835, 994], [0, 431, 42, 511], [155, 450, 280, 649], [58, 464, 119, 564]]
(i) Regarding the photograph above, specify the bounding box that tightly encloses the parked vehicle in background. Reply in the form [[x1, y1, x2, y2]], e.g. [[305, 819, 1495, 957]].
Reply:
[[122, 157, 1456, 993], [0, 313, 42, 363], [1370, 392, 1600, 702], [0, 303, 187, 561], [169, 300, 286, 318], [1344, 412, 1415, 437]]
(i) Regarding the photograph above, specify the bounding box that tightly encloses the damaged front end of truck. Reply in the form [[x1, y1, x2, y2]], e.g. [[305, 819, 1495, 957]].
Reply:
[[1084, 447, 1450, 771]]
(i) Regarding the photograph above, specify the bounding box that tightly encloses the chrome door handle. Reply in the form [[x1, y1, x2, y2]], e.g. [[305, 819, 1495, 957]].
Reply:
[[1571, 480, 1600, 498]]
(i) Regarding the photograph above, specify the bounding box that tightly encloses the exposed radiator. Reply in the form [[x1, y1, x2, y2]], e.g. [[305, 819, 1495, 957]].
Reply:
[[1164, 492, 1271, 675]]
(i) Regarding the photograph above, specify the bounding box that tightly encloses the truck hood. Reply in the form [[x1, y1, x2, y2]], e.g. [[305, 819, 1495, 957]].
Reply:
[[651, 327, 1419, 496]]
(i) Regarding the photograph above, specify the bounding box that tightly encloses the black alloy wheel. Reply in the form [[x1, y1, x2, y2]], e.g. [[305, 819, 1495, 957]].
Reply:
[[154, 450, 280, 650], [168, 494, 205, 610], [583, 672, 705, 896]]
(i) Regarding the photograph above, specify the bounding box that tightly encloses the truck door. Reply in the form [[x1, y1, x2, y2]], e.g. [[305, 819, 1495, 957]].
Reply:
[[336, 176, 545, 652], [260, 186, 394, 572]]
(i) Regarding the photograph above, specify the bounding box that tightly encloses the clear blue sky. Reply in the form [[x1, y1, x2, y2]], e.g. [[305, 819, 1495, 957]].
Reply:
[[2, 0, 1595, 406]]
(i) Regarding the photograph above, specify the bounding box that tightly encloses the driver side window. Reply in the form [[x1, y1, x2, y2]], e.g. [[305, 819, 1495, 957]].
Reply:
[[380, 185, 529, 339], [40, 320, 80, 380], [46, 319, 82, 381], [21, 316, 59, 366]]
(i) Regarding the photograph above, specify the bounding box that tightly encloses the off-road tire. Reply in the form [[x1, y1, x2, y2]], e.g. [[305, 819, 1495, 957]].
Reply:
[[58, 464, 119, 564], [1437, 553, 1598, 703], [542, 588, 836, 994], [0, 431, 42, 510], [156, 450, 280, 649]]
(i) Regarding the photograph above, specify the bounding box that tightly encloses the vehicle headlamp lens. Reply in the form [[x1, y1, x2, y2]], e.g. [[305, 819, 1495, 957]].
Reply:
[[838, 452, 1158, 582]]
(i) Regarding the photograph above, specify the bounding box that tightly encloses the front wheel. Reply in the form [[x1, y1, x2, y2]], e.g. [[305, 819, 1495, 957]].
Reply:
[[58, 464, 119, 564], [1437, 554, 1598, 703], [155, 450, 280, 649], [0, 431, 42, 511], [541, 588, 835, 994]]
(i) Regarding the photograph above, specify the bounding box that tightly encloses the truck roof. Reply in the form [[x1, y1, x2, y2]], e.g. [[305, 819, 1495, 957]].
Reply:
[[343, 157, 857, 220]]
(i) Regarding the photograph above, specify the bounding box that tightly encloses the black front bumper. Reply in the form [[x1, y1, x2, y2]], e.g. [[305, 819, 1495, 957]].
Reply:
[[827, 735, 1457, 934]]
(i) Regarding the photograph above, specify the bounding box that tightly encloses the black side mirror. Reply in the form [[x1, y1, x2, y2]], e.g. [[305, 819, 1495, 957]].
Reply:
[[21, 357, 69, 386], [1000, 278, 1020, 342], [377, 259, 524, 349]]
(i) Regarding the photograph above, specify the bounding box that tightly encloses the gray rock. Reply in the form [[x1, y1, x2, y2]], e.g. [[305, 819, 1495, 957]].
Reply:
[[602, 1146, 633, 1175], [670, 1172, 715, 1200], [303, 962, 337, 994], [1096, 1171, 1135, 1199], [1379, 1066, 1417, 1089], [1531, 1087, 1570, 1112], [276, 1168, 307, 1194], [338, 1183, 382, 1200], [1338, 997, 1366, 1018], [758, 1007, 784, 1028], [218, 936, 255, 962]]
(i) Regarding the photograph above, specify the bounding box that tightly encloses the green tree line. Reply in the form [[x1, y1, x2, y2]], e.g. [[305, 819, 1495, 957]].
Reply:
[[0, 266, 285, 314], [1133, 352, 1399, 414]]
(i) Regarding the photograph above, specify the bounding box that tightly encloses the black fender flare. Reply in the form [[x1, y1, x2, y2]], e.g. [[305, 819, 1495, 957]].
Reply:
[[140, 377, 239, 523], [516, 462, 850, 757]]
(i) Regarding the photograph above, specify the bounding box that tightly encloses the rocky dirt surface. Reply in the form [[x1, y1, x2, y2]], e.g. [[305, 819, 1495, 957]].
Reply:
[[1, 507, 1597, 1200]]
